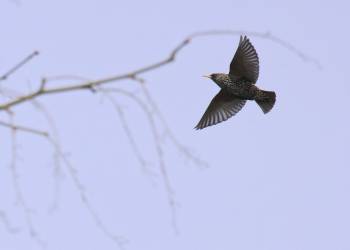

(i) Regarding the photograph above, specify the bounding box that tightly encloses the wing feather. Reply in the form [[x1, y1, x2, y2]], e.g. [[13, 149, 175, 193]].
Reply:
[[195, 90, 246, 130], [229, 35, 259, 83]]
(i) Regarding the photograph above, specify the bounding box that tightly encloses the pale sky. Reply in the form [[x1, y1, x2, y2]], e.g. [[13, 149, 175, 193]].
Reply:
[[1, 0, 349, 249]]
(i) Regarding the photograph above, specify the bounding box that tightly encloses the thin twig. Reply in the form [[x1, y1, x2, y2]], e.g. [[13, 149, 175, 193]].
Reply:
[[29, 101, 64, 213], [0, 210, 20, 234], [98, 87, 179, 233], [46, 137, 128, 249], [137, 81, 209, 168], [8, 115, 47, 248], [0, 51, 39, 82], [102, 92, 157, 179], [0, 120, 48, 137], [0, 116, 126, 248]]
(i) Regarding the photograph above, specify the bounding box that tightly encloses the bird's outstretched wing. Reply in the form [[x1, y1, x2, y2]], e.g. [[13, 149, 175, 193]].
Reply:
[[229, 35, 259, 83], [195, 90, 246, 129]]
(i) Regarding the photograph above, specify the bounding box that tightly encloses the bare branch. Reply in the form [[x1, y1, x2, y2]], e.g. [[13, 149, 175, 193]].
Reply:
[[0, 51, 39, 82], [0, 30, 320, 111], [129, 76, 208, 167], [0, 115, 125, 248], [45, 137, 128, 249], [0, 120, 48, 137], [0, 210, 20, 234], [102, 92, 157, 179], [98, 87, 179, 233], [8, 115, 47, 248], [138, 82, 209, 168], [28, 101, 64, 213]]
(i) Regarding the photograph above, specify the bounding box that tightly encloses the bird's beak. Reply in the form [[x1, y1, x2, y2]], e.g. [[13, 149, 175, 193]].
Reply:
[[202, 75, 211, 79]]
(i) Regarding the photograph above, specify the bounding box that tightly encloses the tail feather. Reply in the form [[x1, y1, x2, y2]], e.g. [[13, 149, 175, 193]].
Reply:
[[255, 90, 276, 114]]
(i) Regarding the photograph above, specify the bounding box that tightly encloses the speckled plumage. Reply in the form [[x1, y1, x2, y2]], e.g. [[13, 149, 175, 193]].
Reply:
[[195, 35, 276, 130], [210, 74, 259, 100]]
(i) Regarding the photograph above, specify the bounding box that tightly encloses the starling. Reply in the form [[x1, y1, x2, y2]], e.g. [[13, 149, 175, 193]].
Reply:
[[195, 35, 276, 130]]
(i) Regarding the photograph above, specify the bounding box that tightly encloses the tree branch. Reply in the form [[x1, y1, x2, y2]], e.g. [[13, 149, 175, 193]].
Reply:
[[138, 81, 209, 168], [1, 117, 126, 249], [7, 115, 46, 248], [0, 120, 48, 137], [98, 87, 179, 233], [0, 30, 320, 111], [0, 210, 20, 234], [0, 51, 39, 82]]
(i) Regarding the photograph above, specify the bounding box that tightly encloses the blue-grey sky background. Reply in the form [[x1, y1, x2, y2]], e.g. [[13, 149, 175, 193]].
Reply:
[[1, 0, 349, 249]]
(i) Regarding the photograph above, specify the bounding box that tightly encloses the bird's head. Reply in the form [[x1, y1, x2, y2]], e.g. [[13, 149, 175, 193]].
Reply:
[[202, 73, 226, 86], [203, 73, 217, 80]]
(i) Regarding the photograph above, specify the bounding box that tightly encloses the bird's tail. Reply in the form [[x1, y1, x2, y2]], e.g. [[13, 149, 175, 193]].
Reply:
[[255, 90, 276, 114]]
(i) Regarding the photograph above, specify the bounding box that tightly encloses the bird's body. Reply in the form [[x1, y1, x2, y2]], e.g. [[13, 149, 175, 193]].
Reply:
[[195, 35, 276, 129], [211, 74, 258, 100]]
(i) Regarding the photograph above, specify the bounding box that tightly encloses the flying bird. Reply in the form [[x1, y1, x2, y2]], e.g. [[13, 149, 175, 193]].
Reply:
[[195, 35, 276, 130]]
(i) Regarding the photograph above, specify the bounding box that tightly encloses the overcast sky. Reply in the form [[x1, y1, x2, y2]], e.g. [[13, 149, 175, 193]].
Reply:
[[1, 0, 349, 249]]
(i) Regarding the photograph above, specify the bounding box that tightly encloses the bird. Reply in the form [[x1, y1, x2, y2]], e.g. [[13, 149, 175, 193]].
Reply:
[[195, 35, 276, 130]]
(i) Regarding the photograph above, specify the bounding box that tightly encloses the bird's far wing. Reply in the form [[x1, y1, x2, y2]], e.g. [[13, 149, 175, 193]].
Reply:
[[195, 90, 246, 130], [229, 35, 259, 83]]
